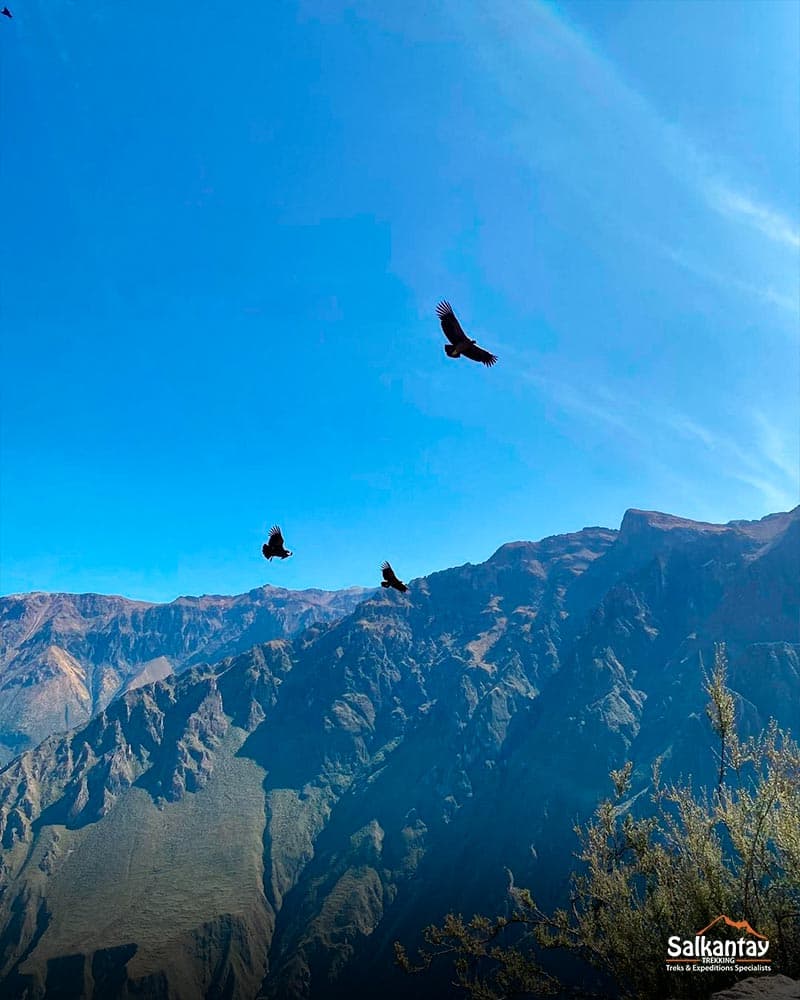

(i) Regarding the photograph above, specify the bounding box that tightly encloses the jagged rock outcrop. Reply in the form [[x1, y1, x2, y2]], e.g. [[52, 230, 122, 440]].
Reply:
[[0, 507, 797, 999]]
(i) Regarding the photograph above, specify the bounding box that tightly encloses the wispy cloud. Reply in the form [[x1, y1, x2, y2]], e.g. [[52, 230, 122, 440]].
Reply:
[[638, 404, 798, 511], [659, 410, 797, 511], [533, 3, 800, 258], [656, 243, 799, 317], [517, 359, 799, 514], [524, 369, 642, 439], [707, 184, 800, 250], [752, 409, 800, 483], [730, 473, 796, 513], [475, 1, 800, 305]]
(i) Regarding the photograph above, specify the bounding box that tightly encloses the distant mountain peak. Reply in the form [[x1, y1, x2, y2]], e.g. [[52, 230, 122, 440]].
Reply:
[[620, 509, 730, 536], [619, 507, 798, 544], [488, 525, 617, 565]]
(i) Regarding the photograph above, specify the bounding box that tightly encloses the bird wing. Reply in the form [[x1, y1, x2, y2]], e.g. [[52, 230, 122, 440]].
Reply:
[[381, 561, 397, 584], [269, 525, 284, 546], [436, 301, 468, 345], [462, 341, 498, 367]]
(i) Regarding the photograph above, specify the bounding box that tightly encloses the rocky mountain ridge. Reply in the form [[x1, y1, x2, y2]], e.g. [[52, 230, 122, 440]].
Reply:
[[0, 585, 372, 764]]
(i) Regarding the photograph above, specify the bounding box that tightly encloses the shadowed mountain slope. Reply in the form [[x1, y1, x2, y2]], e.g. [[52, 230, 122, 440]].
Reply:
[[0, 508, 797, 999]]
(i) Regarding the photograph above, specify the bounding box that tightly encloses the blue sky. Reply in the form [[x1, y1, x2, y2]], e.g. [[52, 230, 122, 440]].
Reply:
[[1, 0, 798, 602]]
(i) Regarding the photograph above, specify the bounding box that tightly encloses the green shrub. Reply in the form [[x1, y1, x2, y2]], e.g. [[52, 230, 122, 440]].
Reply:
[[396, 645, 800, 998]]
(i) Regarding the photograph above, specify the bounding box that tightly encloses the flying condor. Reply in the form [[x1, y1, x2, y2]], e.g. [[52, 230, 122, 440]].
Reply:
[[436, 301, 498, 368], [380, 561, 408, 593], [262, 525, 292, 561]]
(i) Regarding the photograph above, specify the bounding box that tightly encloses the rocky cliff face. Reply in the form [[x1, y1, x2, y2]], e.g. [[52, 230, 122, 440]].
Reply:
[[0, 586, 372, 765], [0, 508, 797, 999]]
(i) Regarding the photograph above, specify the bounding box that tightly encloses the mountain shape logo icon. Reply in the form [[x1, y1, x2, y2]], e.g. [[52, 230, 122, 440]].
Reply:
[[695, 915, 768, 940]]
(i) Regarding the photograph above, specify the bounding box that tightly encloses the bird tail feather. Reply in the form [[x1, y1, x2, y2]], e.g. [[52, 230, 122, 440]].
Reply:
[[381, 581, 390, 588]]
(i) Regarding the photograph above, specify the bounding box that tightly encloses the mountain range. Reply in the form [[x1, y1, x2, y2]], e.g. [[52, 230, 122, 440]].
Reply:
[[0, 586, 372, 765], [0, 507, 797, 999]]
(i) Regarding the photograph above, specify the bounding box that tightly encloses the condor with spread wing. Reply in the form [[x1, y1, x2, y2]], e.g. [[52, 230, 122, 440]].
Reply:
[[436, 301, 498, 368], [262, 525, 293, 561], [380, 561, 408, 593]]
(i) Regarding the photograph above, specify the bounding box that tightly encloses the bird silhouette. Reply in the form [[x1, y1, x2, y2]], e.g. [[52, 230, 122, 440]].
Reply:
[[1, 8, 13, 18], [380, 561, 408, 593], [262, 525, 292, 561], [437, 301, 498, 367]]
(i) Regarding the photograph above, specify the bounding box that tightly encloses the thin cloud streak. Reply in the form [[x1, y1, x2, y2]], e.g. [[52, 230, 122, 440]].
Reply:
[[518, 362, 799, 514], [656, 244, 799, 317], [515, 3, 800, 259], [639, 408, 798, 512], [752, 409, 800, 484], [707, 184, 800, 250]]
